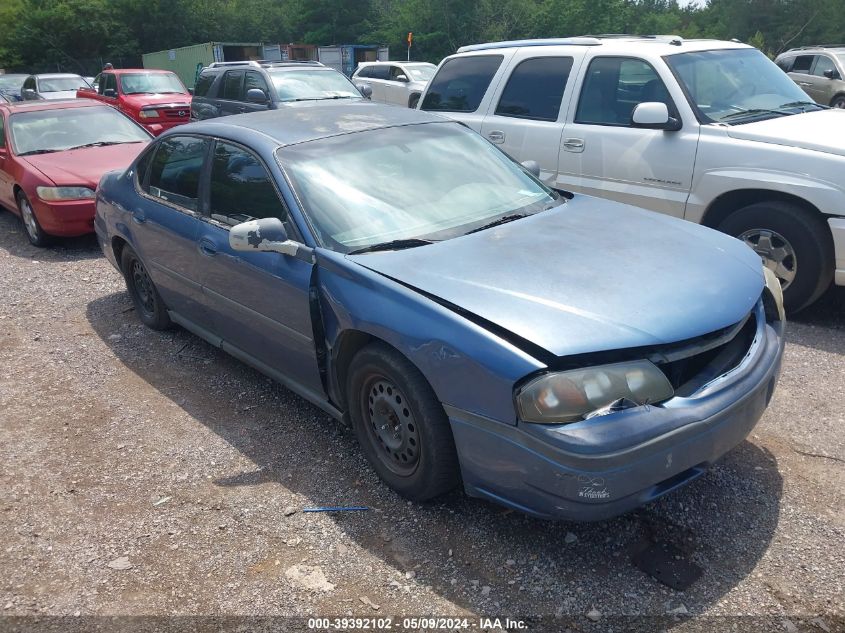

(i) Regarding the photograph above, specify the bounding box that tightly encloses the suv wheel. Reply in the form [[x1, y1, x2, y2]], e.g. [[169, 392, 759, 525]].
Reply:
[[347, 343, 460, 501], [831, 95, 845, 109], [718, 200, 833, 312]]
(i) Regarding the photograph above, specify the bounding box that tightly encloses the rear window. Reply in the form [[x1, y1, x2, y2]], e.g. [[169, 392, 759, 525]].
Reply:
[[495, 57, 573, 122], [193, 72, 216, 97], [223, 71, 244, 100], [791, 55, 814, 73], [421, 55, 503, 113]]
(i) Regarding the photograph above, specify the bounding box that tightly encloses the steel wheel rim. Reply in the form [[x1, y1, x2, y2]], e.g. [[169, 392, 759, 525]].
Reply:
[[20, 199, 39, 240], [363, 376, 420, 476], [131, 260, 156, 315], [738, 228, 797, 290]]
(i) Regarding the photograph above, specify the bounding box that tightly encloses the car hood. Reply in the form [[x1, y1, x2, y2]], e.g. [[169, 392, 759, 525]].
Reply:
[[121, 93, 191, 109], [726, 109, 845, 157], [21, 143, 148, 187], [349, 197, 764, 358], [42, 91, 79, 100]]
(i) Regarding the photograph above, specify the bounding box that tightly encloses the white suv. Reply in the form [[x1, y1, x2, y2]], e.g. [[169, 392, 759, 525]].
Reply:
[[353, 61, 437, 108], [419, 35, 845, 312]]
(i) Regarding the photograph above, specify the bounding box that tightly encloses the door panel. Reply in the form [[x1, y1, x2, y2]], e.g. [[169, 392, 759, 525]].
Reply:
[[560, 56, 698, 217], [196, 140, 322, 393]]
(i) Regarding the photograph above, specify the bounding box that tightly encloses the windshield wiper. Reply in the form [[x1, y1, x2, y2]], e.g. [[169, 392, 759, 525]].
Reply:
[[17, 148, 60, 156], [464, 213, 529, 235], [284, 95, 358, 102], [779, 100, 824, 111], [720, 108, 791, 122], [66, 141, 125, 150], [348, 238, 435, 255]]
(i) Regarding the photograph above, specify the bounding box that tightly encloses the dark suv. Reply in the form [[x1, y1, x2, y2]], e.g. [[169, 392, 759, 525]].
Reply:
[[191, 60, 370, 120]]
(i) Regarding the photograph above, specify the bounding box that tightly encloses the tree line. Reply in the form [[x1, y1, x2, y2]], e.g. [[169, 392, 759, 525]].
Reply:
[[1, 0, 843, 74]]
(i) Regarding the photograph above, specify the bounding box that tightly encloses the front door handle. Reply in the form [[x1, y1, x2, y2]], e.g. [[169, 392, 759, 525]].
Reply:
[[487, 130, 505, 144], [198, 238, 218, 256], [563, 138, 585, 153]]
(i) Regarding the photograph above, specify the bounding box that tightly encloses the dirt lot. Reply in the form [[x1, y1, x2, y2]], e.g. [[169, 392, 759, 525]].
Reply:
[[0, 210, 843, 632]]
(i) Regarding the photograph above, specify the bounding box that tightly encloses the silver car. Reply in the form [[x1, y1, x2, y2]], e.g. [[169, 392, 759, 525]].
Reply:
[[775, 46, 845, 109], [352, 61, 436, 108], [21, 73, 91, 100]]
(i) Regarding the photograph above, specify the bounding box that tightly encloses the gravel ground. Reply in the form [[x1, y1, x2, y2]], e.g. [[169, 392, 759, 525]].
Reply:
[[0, 210, 843, 633]]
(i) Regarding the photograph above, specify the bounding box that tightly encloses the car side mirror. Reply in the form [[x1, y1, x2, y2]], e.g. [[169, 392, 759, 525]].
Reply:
[[246, 88, 268, 104], [395, 74, 409, 82], [22, 89, 38, 100], [823, 68, 840, 80], [230, 218, 299, 256], [521, 160, 541, 178], [631, 102, 681, 131], [358, 84, 372, 99], [104, 88, 117, 98]]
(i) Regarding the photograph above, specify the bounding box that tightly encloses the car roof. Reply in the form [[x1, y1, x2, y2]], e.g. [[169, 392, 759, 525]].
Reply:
[[455, 35, 752, 56], [0, 73, 28, 78], [33, 73, 85, 79], [179, 101, 448, 147], [0, 98, 106, 113]]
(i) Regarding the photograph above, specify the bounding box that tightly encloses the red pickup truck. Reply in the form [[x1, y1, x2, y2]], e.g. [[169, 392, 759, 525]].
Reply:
[[77, 69, 191, 136]]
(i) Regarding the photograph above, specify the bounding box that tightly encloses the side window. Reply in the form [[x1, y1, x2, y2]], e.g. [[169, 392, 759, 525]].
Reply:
[[193, 72, 215, 97], [135, 147, 154, 190], [575, 57, 673, 127], [356, 66, 372, 78], [24, 77, 34, 90], [421, 55, 503, 113], [389, 66, 406, 81], [0, 114, 5, 148], [791, 55, 815, 74], [222, 70, 244, 100], [495, 57, 574, 122], [776, 57, 793, 72], [813, 55, 837, 77], [370, 65, 390, 80], [104, 73, 117, 95], [93, 73, 103, 94], [148, 136, 207, 211], [208, 141, 286, 227], [243, 71, 269, 98]]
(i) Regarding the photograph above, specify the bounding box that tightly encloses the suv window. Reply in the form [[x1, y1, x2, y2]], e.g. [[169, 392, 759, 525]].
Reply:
[[791, 55, 815, 74], [243, 71, 269, 98], [148, 136, 207, 211], [356, 66, 372, 78], [369, 65, 390, 80], [776, 57, 793, 72], [103, 73, 117, 95], [575, 57, 672, 127], [389, 66, 407, 81], [222, 70, 244, 100], [495, 57, 574, 122], [813, 55, 838, 77], [193, 72, 215, 97], [209, 141, 286, 226], [421, 55, 503, 113]]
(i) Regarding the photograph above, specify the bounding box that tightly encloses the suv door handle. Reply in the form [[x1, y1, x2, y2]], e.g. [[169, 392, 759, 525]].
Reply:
[[563, 138, 585, 152], [487, 130, 505, 144], [198, 238, 218, 256]]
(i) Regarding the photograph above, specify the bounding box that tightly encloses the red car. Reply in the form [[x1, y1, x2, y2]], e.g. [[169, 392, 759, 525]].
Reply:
[[0, 99, 151, 246], [77, 68, 192, 136]]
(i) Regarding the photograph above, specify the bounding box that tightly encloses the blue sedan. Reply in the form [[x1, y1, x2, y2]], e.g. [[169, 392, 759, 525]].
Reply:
[[95, 103, 785, 521]]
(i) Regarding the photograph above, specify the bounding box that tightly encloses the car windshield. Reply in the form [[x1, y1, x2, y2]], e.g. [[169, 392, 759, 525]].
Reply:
[[406, 65, 436, 81], [277, 122, 559, 253], [9, 106, 150, 155], [39, 76, 89, 92], [665, 48, 823, 124], [269, 69, 361, 102], [0, 75, 26, 90], [120, 73, 187, 95]]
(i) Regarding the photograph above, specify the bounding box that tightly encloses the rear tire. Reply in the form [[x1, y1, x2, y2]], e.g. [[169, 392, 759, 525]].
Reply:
[[718, 200, 833, 313], [120, 245, 172, 330], [16, 191, 50, 247], [347, 343, 460, 501], [830, 95, 845, 109]]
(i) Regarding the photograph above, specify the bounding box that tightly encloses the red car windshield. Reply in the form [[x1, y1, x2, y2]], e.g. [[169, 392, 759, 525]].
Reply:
[[120, 73, 187, 95]]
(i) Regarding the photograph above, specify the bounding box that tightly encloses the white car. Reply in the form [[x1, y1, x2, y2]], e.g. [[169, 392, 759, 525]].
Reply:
[[353, 61, 437, 108], [418, 35, 845, 312], [21, 73, 91, 100]]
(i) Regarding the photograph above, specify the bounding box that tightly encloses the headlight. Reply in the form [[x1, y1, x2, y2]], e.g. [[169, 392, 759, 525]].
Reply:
[[139, 109, 159, 119], [762, 267, 785, 322], [516, 360, 675, 424], [36, 186, 95, 201]]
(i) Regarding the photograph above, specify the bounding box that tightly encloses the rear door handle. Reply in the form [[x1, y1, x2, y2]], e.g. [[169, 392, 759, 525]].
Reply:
[[131, 210, 146, 224], [487, 130, 505, 144], [563, 138, 585, 152], [199, 238, 218, 256]]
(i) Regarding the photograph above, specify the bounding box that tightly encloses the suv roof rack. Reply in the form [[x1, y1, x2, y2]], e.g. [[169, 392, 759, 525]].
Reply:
[[788, 44, 845, 51], [457, 37, 602, 53], [206, 60, 323, 69]]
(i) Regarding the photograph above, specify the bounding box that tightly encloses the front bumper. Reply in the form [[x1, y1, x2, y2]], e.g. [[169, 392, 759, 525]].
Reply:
[[830, 217, 845, 286], [140, 120, 189, 136], [32, 197, 95, 237], [446, 301, 785, 521]]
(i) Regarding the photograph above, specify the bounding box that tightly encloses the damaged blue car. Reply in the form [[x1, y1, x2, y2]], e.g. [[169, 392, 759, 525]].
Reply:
[[95, 103, 785, 521]]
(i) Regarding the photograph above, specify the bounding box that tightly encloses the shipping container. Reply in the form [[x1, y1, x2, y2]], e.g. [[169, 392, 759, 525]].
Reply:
[[143, 42, 270, 89], [317, 45, 389, 76], [280, 44, 318, 62]]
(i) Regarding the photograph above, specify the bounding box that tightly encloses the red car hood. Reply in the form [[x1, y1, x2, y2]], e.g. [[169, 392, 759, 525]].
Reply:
[[21, 143, 148, 187], [121, 93, 191, 109]]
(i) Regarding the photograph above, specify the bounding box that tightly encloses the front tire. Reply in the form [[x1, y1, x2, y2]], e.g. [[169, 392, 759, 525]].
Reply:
[[830, 95, 845, 109], [718, 200, 833, 312], [347, 343, 460, 501], [16, 191, 50, 247], [121, 245, 172, 330]]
